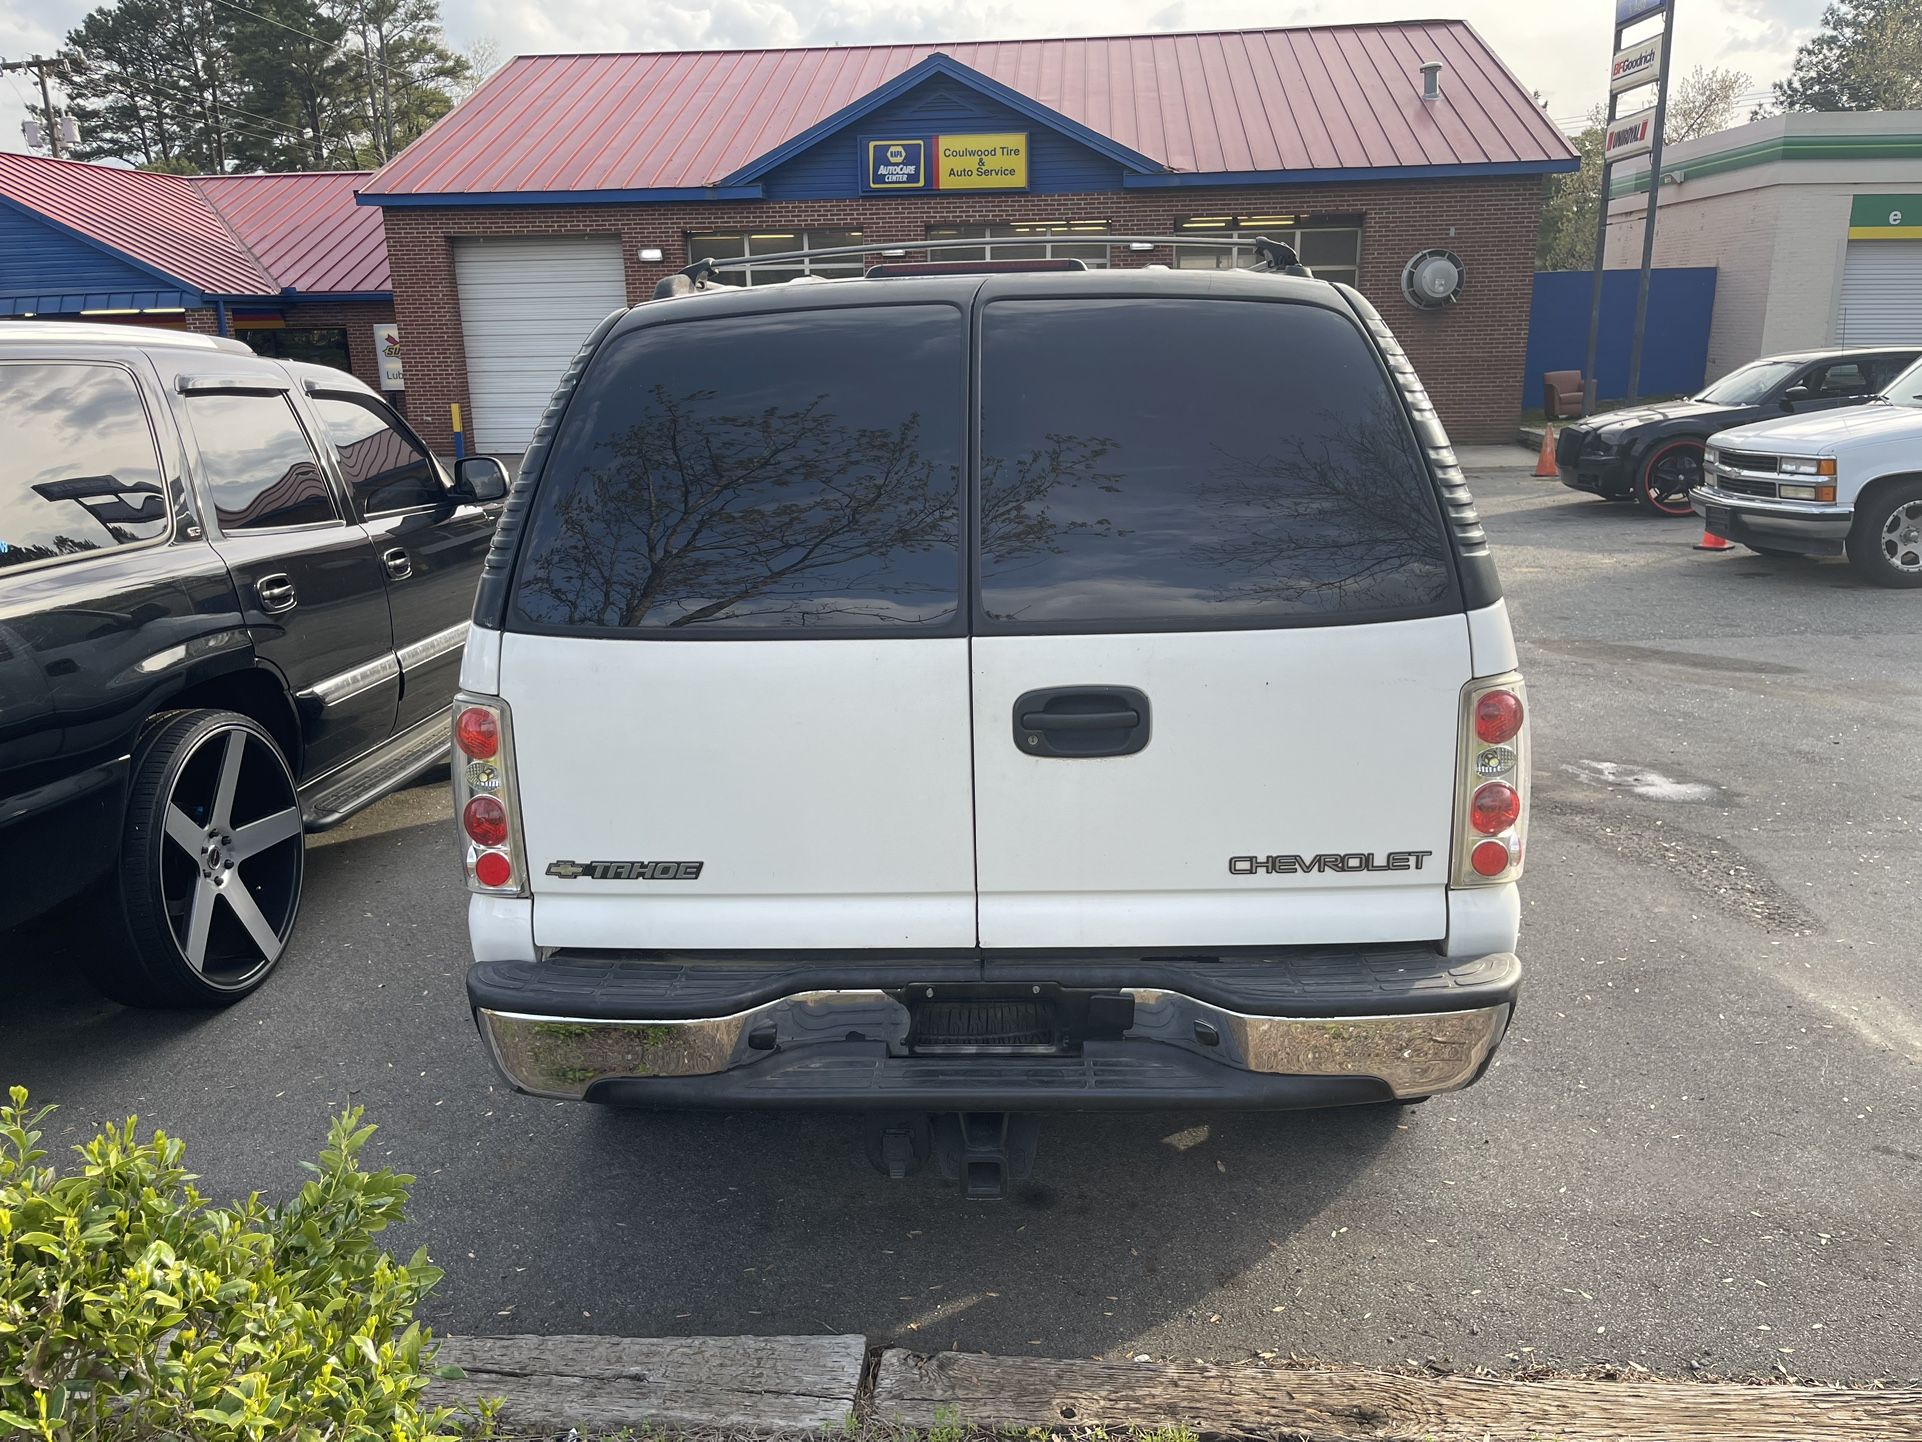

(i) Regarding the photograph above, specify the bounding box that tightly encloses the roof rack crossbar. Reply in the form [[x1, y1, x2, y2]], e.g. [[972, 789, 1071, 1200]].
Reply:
[[654, 234, 1309, 297]]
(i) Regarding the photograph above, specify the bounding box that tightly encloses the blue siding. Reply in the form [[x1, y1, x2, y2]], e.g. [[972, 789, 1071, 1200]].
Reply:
[[0, 204, 194, 312], [763, 77, 1124, 201], [1523, 268, 1718, 404]]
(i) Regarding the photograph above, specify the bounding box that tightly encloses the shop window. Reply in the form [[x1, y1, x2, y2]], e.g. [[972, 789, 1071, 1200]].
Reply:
[[1172, 215, 1361, 285], [242, 327, 353, 372], [687, 229, 865, 285], [926, 221, 1111, 267]]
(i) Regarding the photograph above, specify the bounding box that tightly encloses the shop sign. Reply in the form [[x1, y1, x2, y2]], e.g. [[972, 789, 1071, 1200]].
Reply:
[[863, 132, 1028, 192], [1610, 33, 1663, 93], [374, 324, 404, 390], [1848, 194, 1922, 239], [1603, 106, 1657, 163]]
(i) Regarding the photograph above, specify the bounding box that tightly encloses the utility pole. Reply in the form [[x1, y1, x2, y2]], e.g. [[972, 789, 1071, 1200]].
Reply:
[[2, 54, 73, 157]]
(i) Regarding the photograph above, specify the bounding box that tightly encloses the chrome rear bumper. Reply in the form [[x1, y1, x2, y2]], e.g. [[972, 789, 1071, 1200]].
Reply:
[[476, 987, 1511, 1105]]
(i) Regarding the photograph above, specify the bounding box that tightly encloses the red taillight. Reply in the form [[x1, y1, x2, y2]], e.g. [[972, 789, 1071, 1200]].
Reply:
[[463, 795, 507, 847], [455, 706, 499, 759], [1474, 690, 1524, 744], [1470, 839, 1512, 877], [1470, 782, 1521, 835], [473, 850, 513, 888]]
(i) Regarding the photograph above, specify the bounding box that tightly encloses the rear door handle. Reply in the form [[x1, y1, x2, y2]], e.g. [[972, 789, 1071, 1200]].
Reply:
[[1013, 686, 1151, 758], [255, 573, 298, 613], [381, 547, 413, 579], [1020, 709, 1140, 731]]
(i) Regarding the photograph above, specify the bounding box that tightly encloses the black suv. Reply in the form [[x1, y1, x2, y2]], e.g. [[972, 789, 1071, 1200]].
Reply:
[[1555, 347, 1921, 515], [0, 322, 506, 1006]]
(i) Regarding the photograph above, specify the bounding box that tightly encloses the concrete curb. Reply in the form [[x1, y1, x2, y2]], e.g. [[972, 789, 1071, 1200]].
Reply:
[[430, 1334, 1922, 1439]]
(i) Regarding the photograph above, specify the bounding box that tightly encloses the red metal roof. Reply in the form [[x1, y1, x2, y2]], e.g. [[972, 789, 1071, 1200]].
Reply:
[[0, 155, 388, 296], [197, 172, 390, 293], [363, 22, 1575, 199]]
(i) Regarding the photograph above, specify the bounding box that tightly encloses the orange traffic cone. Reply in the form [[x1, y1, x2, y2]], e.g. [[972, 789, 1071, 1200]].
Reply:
[[1533, 424, 1558, 478], [1693, 529, 1733, 551]]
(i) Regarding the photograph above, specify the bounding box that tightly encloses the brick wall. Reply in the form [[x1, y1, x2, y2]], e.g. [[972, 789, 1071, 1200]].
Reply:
[[382, 175, 1548, 450], [181, 298, 397, 393]]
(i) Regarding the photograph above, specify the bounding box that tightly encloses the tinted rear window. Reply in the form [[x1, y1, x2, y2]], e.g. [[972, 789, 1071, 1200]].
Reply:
[[513, 306, 965, 633], [978, 298, 1455, 628], [1, 363, 167, 572]]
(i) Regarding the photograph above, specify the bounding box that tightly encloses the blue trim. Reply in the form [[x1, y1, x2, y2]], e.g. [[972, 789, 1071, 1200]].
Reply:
[[215, 298, 229, 336], [1, 290, 196, 316], [358, 185, 765, 207], [721, 53, 1165, 186], [1122, 158, 1577, 188], [0, 192, 210, 293]]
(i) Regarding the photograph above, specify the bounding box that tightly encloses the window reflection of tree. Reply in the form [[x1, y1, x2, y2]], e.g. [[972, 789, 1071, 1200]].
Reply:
[[1188, 393, 1450, 611], [979, 432, 1122, 568], [518, 386, 961, 628]]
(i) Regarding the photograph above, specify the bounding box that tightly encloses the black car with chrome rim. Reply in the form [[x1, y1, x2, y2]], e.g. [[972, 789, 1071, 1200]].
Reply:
[[1554, 347, 1919, 516], [0, 323, 506, 1006]]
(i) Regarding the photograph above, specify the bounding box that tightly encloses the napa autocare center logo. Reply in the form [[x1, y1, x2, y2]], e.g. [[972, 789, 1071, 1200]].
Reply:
[[863, 132, 1029, 192], [866, 138, 928, 189]]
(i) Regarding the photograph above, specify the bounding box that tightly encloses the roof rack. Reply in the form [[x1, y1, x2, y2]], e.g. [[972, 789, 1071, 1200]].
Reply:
[[653, 234, 1311, 299]]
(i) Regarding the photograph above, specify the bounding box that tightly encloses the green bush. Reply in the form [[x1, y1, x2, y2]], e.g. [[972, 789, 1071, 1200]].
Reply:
[[0, 1087, 477, 1441]]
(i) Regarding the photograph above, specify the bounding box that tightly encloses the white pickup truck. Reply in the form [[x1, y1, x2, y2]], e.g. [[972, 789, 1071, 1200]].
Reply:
[[1694, 354, 1922, 587]]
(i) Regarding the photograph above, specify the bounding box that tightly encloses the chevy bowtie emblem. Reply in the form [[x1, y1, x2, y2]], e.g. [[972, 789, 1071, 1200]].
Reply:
[[545, 860, 589, 879]]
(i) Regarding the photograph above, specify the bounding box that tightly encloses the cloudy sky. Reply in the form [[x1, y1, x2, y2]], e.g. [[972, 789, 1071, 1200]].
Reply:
[[1, 0, 1822, 163]]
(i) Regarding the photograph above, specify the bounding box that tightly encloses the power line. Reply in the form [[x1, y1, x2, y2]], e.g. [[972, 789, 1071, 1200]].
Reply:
[[206, 0, 415, 86]]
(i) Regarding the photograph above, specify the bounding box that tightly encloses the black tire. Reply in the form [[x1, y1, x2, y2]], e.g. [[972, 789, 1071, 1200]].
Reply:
[[1846, 479, 1922, 588], [89, 709, 306, 1007], [1635, 438, 1704, 517]]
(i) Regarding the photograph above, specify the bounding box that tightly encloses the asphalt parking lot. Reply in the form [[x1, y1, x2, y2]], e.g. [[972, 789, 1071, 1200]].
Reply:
[[4, 460, 1918, 1382]]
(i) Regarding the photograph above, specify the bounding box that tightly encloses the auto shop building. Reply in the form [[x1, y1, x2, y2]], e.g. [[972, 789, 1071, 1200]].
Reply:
[[0, 156, 396, 393], [359, 22, 1577, 451], [1606, 110, 1922, 380]]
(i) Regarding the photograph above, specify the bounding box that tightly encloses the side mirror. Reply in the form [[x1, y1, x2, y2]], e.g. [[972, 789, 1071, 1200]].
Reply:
[[1781, 385, 1814, 408], [451, 455, 509, 503]]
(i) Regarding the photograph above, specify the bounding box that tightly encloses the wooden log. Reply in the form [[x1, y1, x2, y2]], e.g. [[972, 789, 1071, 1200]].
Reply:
[[429, 1333, 868, 1433], [871, 1349, 1922, 1442]]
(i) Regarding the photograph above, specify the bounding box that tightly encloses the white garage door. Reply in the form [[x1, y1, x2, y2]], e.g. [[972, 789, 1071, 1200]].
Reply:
[[454, 236, 626, 454], [1837, 241, 1922, 347]]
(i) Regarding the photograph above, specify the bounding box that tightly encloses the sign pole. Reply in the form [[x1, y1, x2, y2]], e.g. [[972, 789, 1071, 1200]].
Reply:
[[1581, 162, 1614, 418], [1624, 0, 1676, 405], [1583, 1, 1669, 414]]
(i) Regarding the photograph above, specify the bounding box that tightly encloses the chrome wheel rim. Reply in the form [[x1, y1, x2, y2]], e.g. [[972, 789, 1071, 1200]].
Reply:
[[160, 726, 303, 987], [1880, 500, 1922, 573]]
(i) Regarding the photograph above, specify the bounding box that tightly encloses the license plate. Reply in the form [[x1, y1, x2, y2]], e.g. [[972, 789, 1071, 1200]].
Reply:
[[1706, 505, 1731, 529]]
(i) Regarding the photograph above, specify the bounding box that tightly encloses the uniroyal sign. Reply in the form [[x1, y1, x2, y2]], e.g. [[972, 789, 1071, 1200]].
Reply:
[[1610, 33, 1664, 93], [1603, 106, 1657, 163]]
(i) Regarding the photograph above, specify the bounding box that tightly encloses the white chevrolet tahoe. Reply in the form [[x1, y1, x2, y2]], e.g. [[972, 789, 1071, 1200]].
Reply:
[[447, 237, 1530, 1193], [1695, 353, 1922, 586]]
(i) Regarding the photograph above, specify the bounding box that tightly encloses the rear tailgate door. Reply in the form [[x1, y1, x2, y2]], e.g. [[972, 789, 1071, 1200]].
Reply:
[[969, 289, 1469, 949], [500, 298, 977, 950]]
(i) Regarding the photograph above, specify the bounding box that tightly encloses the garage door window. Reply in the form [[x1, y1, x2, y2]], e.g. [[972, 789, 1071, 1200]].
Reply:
[[688, 229, 865, 285], [513, 305, 965, 633], [0, 362, 168, 572], [186, 393, 338, 532]]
